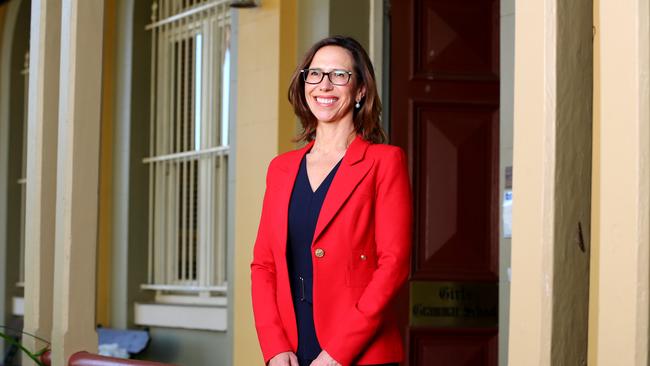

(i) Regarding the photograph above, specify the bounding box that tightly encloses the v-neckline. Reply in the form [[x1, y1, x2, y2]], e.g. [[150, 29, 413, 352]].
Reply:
[[304, 156, 343, 194]]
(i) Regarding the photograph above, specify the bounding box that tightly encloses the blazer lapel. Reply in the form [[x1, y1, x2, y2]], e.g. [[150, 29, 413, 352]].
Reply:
[[275, 141, 314, 253], [313, 136, 373, 244]]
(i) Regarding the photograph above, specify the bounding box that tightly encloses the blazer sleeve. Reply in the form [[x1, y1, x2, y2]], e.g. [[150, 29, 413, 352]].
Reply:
[[324, 147, 413, 366], [251, 160, 293, 363]]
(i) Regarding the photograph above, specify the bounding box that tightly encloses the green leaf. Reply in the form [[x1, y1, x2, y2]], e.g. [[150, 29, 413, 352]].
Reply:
[[0, 331, 47, 366]]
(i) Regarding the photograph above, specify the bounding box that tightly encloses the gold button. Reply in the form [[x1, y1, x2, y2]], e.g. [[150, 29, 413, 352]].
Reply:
[[360, 254, 367, 260], [314, 248, 325, 258]]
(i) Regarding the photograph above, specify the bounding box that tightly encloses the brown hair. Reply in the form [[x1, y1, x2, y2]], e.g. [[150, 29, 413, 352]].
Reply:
[[288, 36, 386, 144]]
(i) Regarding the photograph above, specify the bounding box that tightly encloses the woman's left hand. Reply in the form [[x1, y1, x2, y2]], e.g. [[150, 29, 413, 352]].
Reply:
[[309, 350, 341, 366]]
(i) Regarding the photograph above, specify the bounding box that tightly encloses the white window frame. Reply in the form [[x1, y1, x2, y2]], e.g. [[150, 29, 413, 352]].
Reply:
[[139, 0, 231, 313]]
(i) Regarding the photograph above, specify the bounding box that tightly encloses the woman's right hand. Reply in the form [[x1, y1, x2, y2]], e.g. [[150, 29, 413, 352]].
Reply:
[[268, 351, 299, 366]]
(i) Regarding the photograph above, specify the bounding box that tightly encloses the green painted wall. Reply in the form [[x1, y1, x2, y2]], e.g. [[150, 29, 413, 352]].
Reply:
[[329, 0, 369, 50], [3, 0, 29, 346], [136, 327, 229, 366]]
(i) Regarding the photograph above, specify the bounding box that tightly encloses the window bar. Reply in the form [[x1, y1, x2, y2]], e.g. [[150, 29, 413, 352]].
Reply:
[[218, 6, 225, 286], [147, 1, 158, 286], [176, 27, 184, 285], [210, 7, 220, 286], [187, 4, 197, 286], [190, 21, 200, 287], [155, 0, 164, 286], [212, 6, 221, 286], [190, 9, 199, 286], [221, 24, 230, 147], [217, 9, 228, 285], [145, 0, 229, 31], [154, 0, 164, 286], [181, 6, 191, 284], [199, 15, 212, 288], [153, 50, 160, 285], [171, 32, 180, 285], [215, 3, 225, 285], [188, 46, 196, 285], [194, 19, 206, 286], [202, 11, 216, 286], [196, 18, 205, 288], [164, 0, 175, 286], [188, 126, 196, 283], [156, 0, 170, 285], [143, 145, 229, 163], [162, 27, 171, 286], [217, 8, 231, 285], [207, 5, 216, 288], [188, 28, 199, 286], [207, 6, 223, 284]]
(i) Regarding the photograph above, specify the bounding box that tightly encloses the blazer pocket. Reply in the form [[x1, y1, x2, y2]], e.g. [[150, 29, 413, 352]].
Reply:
[[345, 250, 377, 288]]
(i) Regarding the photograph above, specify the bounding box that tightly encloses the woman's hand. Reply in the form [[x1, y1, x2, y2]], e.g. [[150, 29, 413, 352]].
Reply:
[[309, 350, 341, 366], [269, 351, 299, 366]]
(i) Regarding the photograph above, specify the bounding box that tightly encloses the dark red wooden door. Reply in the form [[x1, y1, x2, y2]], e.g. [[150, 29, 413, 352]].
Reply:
[[390, 1, 500, 365]]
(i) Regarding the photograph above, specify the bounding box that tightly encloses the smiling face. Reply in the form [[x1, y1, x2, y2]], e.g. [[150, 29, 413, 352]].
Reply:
[[304, 45, 365, 125]]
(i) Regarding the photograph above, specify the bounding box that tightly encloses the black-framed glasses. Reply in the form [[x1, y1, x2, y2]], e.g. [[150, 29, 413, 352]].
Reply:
[[301, 68, 353, 86]]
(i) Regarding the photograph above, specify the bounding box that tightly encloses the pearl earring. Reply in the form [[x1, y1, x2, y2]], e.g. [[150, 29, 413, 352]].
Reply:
[[355, 101, 361, 109]]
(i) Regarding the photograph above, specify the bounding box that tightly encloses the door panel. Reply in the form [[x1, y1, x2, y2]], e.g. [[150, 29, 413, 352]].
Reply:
[[413, 105, 499, 280], [413, 0, 499, 80], [390, 1, 500, 365], [409, 329, 498, 366]]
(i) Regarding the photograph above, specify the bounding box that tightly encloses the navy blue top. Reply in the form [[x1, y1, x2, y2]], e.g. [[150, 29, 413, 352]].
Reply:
[[287, 154, 342, 365]]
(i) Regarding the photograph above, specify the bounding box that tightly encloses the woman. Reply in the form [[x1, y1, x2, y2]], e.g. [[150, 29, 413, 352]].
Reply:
[[251, 36, 412, 366]]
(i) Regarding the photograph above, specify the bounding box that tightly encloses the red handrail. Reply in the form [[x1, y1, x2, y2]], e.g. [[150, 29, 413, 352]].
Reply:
[[40, 349, 51, 365], [69, 352, 176, 366]]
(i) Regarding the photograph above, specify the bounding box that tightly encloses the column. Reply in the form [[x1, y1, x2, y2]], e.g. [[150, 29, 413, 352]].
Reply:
[[508, 0, 593, 364], [51, 0, 105, 364], [22, 0, 61, 363], [593, 0, 650, 364]]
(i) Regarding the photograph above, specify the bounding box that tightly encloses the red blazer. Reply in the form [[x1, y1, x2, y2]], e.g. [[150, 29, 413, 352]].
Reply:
[[251, 136, 412, 366]]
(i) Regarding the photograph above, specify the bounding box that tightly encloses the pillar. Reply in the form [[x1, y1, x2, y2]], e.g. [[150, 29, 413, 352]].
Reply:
[[51, 0, 105, 364], [592, 0, 650, 364], [22, 0, 60, 362], [508, 0, 593, 363]]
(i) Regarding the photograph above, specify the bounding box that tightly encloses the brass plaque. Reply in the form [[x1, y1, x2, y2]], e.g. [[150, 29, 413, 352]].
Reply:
[[410, 281, 498, 328]]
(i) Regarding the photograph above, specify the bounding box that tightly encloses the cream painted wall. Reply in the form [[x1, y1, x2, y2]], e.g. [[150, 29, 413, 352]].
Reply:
[[508, 0, 556, 360], [592, 0, 650, 364], [232, 1, 297, 365], [587, 0, 600, 364]]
